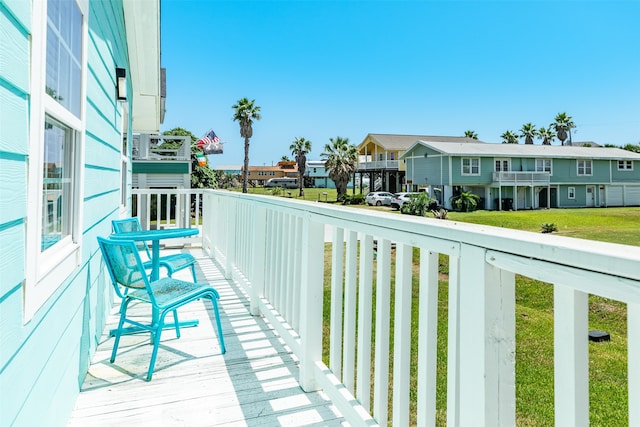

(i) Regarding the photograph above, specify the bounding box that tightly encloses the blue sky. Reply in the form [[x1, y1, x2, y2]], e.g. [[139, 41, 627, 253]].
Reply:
[[160, 0, 640, 167]]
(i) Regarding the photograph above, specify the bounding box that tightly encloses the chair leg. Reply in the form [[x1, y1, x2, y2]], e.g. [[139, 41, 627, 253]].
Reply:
[[211, 295, 226, 354], [147, 311, 166, 381], [110, 299, 130, 363], [173, 309, 181, 338], [189, 264, 197, 282]]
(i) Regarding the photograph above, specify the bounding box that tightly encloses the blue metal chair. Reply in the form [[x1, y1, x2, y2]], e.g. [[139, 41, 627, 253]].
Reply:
[[97, 236, 226, 381], [112, 217, 197, 281]]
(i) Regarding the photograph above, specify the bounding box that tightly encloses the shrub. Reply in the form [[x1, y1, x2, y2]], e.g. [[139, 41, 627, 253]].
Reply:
[[343, 194, 365, 205], [540, 222, 558, 233], [450, 191, 481, 212], [401, 193, 437, 216], [431, 208, 449, 219]]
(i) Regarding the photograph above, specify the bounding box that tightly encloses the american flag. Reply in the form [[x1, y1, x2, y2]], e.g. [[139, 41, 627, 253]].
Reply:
[[197, 130, 220, 148]]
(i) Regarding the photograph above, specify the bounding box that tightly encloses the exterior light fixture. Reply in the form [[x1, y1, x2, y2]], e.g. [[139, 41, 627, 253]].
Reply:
[[116, 68, 127, 101]]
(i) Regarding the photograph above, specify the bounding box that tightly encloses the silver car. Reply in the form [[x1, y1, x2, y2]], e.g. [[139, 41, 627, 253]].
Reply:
[[365, 191, 394, 206], [390, 192, 419, 209]]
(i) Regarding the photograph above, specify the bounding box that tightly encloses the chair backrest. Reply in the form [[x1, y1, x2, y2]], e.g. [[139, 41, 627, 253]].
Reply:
[[97, 236, 155, 303], [112, 217, 150, 258]]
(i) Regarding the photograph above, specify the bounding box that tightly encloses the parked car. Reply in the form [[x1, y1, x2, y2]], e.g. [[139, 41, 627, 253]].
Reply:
[[390, 192, 420, 209], [365, 191, 394, 206]]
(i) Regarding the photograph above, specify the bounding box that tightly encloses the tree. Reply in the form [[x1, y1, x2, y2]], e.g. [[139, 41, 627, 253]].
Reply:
[[281, 155, 291, 161], [322, 136, 358, 202], [289, 137, 312, 197], [232, 98, 262, 193], [450, 191, 481, 212], [552, 112, 575, 146], [537, 126, 556, 145], [519, 123, 537, 144], [622, 143, 640, 153], [464, 130, 478, 140], [162, 127, 217, 188], [501, 130, 519, 144]]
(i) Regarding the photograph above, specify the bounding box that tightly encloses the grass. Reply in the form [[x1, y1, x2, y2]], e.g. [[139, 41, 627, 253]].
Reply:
[[319, 207, 639, 426]]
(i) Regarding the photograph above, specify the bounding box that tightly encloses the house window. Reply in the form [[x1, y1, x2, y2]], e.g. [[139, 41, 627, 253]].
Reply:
[[42, 118, 76, 250], [618, 160, 633, 171], [577, 160, 592, 176], [568, 187, 575, 199], [25, 0, 86, 321], [536, 159, 552, 173], [494, 159, 510, 172], [46, 0, 83, 118], [379, 153, 384, 161], [120, 135, 128, 207], [390, 152, 395, 160], [462, 158, 480, 175]]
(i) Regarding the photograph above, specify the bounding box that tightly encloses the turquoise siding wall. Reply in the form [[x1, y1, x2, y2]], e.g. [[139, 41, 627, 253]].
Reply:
[[0, 1, 129, 426]]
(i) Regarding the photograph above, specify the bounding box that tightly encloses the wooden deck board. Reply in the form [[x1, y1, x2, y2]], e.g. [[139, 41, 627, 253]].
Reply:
[[69, 248, 345, 426]]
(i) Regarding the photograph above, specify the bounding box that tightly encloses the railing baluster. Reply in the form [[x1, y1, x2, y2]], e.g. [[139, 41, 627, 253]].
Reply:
[[330, 227, 345, 380], [357, 234, 374, 411], [374, 238, 391, 426], [343, 231, 358, 392], [554, 284, 589, 426], [417, 249, 439, 427], [629, 303, 640, 426], [393, 243, 412, 426]]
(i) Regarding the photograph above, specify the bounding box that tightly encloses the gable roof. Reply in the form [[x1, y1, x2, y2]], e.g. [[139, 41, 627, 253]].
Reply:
[[401, 140, 640, 160], [359, 133, 484, 151]]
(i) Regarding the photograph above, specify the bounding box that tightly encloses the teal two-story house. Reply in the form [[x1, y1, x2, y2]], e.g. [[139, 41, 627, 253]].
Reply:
[[0, 1, 161, 425], [401, 140, 640, 210]]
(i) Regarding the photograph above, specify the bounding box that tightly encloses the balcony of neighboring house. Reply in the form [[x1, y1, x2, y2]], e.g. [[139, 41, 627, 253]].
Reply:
[[492, 171, 551, 186], [70, 189, 640, 426], [131, 134, 192, 188], [358, 159, 400, 171]]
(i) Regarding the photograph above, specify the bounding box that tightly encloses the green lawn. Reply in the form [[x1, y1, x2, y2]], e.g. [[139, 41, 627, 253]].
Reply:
[[320, 207, 638, 426]]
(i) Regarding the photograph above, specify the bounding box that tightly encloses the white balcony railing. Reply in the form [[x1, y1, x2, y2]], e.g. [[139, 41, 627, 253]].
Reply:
[[359, 160, 400, 170], [131, 134, 191, 161], [492, 171, 551, 185], [138, 189, 640, 426]]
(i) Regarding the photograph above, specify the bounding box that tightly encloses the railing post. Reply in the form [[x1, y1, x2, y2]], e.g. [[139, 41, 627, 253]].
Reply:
[[298, 215, 324, 392], [554, 284, 589, 426], [457, 243, 516, 426]]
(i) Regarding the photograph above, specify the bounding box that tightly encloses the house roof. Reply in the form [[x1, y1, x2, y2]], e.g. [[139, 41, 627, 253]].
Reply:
[[402, 140, 640, 160], [359, 133, 484, 151]]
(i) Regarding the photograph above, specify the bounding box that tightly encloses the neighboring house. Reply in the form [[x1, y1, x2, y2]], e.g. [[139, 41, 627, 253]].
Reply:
[[0, 1, 161, 425], [307, 160, 337, 189], [357, 133, 483, 193], [401, 140, 640, 210], [214, 164, 243, 176], [131, 133, 190, 188], [244, 161, 298, 185]]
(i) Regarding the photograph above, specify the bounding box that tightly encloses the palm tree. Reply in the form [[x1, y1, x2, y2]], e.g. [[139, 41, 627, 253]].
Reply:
[[537, 126, 556, 145], [519, 123, 537, 144], [552, 112, 575, 146], [321, 136, 358, 201], [501, 130, 519, 144], [232, 98, 262, 193], [281, 155, 291, 162], [464, 130, 478, 140], [289, 137, 312, 197]]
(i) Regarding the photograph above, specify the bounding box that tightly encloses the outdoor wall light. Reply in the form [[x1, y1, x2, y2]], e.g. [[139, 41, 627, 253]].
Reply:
[[116, 68, 127, 101]]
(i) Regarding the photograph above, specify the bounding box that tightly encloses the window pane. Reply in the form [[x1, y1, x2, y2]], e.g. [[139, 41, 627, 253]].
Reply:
[[46, 0, 82, 117], [42, 118, 73, 251]]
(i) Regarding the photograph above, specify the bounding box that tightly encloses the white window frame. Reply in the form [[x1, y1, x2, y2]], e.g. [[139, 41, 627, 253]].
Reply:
[[462, 157, 480, 175], [535, 158, 553, 174], [577, 159, 592, 176], [568, 186, 576, 199], [24, 0, 88, 322], [494, 158, 510, 172], [617, 160, 633, 171]]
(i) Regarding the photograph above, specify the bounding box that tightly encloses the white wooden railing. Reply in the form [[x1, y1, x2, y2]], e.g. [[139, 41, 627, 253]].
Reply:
[[492, 171, 551, 185], [359, 160, 400, 170], [131, 189, 204, 246], [142, 189, 640, 426]]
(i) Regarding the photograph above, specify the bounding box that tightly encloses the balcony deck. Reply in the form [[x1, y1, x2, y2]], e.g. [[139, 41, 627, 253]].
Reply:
[[68, 248, 344, 426]]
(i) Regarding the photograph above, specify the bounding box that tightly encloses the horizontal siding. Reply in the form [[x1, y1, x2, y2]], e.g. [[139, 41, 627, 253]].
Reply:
[[2, 0, 131, 426], [132, 162, 190, 174]]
